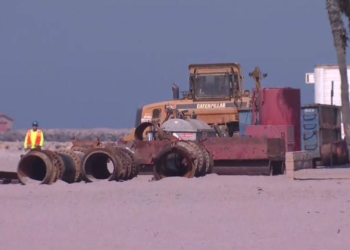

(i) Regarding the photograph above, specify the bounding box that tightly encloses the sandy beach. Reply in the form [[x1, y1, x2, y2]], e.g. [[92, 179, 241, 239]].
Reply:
[[0, 145, 350, 250]]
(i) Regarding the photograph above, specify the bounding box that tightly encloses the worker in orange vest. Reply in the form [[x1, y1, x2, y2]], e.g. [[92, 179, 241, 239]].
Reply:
[[24, 121, 44, 150]]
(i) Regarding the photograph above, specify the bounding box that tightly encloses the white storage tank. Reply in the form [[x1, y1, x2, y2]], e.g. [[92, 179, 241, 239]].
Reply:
[[305, 64, 350, 138]]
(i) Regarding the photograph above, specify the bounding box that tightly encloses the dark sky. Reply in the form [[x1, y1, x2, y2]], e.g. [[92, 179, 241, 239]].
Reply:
[[0, 0, 348, 129]]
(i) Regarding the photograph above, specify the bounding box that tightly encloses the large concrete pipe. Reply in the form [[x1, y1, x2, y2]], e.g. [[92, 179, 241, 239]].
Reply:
[[80, 146, 138, 182], [55, 148, 85, 183], [17, 149, 64, 185], [152, 141, 212, 180]]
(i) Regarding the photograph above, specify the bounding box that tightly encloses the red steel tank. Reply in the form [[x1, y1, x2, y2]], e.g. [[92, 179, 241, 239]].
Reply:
[[258, 87, 301, 151]]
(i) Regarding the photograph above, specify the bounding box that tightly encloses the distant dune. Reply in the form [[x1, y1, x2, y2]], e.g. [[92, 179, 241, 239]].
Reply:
[[0, 128, 131, 151]]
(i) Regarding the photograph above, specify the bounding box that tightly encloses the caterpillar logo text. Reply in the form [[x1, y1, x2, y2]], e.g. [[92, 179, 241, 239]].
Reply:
[[196, 103, 226, 109]]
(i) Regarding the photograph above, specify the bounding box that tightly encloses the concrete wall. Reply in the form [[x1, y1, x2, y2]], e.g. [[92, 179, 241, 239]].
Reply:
[[285, 151, 313, 179]]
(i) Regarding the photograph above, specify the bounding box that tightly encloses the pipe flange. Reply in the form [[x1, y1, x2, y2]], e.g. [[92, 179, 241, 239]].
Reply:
[[179, 141, 204, 177], [42, 150, 64, 183], [112, 147, 132, 180], [51, 151, 64, 182], [153, 141, 197, 180], [115, 146, 138, 179], [55, 148, 82, 182], [196, 143, 212, 175]]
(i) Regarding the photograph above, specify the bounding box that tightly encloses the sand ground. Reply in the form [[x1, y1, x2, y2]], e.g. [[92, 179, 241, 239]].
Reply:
[[1, 150, 350, 250]]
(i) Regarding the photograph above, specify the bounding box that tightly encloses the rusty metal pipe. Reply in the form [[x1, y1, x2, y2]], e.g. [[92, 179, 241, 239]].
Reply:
[[113, 146, 139, 180], [69, 147, 87, 182], [152, 141, 209, 180], [56, 153, 76, 183], [153, 147, 195, 180], [185, 142, 213, 176], [134, 122, 167, 141], [55, 148, 84, 183], [17, 150, 63, 185], [80, 147, 122, 182], [172, 83, 180, 100]]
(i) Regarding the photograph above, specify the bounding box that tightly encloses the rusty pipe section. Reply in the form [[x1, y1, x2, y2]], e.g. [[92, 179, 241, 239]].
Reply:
[[17, 149, 64, 185], [152, 141, 213, 180], [134, 122, 167, 141], [80, 145, 139, 182], [55, 148, 85, 183], [17, 148, 85, 185]]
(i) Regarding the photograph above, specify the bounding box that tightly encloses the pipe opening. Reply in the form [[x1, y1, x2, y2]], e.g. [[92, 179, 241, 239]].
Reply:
[[155, 148, 193, 178], [18, 155, 47, 182], [83, 152, 115, 180]]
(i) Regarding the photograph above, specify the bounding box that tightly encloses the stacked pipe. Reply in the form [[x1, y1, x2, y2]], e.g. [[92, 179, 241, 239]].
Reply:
[[152, 141, 213, 180], [17, 148, 84, 185], [80, 145, 139, 182]]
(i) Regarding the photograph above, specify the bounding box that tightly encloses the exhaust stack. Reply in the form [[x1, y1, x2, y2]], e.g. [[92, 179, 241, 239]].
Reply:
[[172, 83, 179, 100]]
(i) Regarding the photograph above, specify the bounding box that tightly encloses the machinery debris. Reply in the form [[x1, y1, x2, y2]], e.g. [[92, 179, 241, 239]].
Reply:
[[80, 145, 139, 182], [123, 63, 267, 141], [55, 148, 84, 183], [17, 149, 64, 185], [152, 140, 213, 180], [2, 63, 348, 185]]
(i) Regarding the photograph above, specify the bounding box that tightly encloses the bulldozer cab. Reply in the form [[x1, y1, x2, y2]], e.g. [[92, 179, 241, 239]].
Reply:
[[188, 63, 242, 101]]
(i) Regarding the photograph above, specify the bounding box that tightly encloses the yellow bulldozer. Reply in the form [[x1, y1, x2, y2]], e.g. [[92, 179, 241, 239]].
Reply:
[[123, 62, 266, 141]]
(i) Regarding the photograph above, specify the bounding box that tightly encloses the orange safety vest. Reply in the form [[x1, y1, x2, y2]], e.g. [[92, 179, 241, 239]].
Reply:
[[25, 129, 42, 148]]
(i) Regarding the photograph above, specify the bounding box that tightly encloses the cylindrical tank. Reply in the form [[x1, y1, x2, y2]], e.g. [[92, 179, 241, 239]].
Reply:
[[258, 87, 301, 151], [160, 118, 215, 141], [161, 118, 212, 131]]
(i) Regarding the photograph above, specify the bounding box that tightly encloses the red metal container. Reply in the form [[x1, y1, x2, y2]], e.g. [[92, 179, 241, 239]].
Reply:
[[245, 125, 295, 152], [258, 88, 301, 151]]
